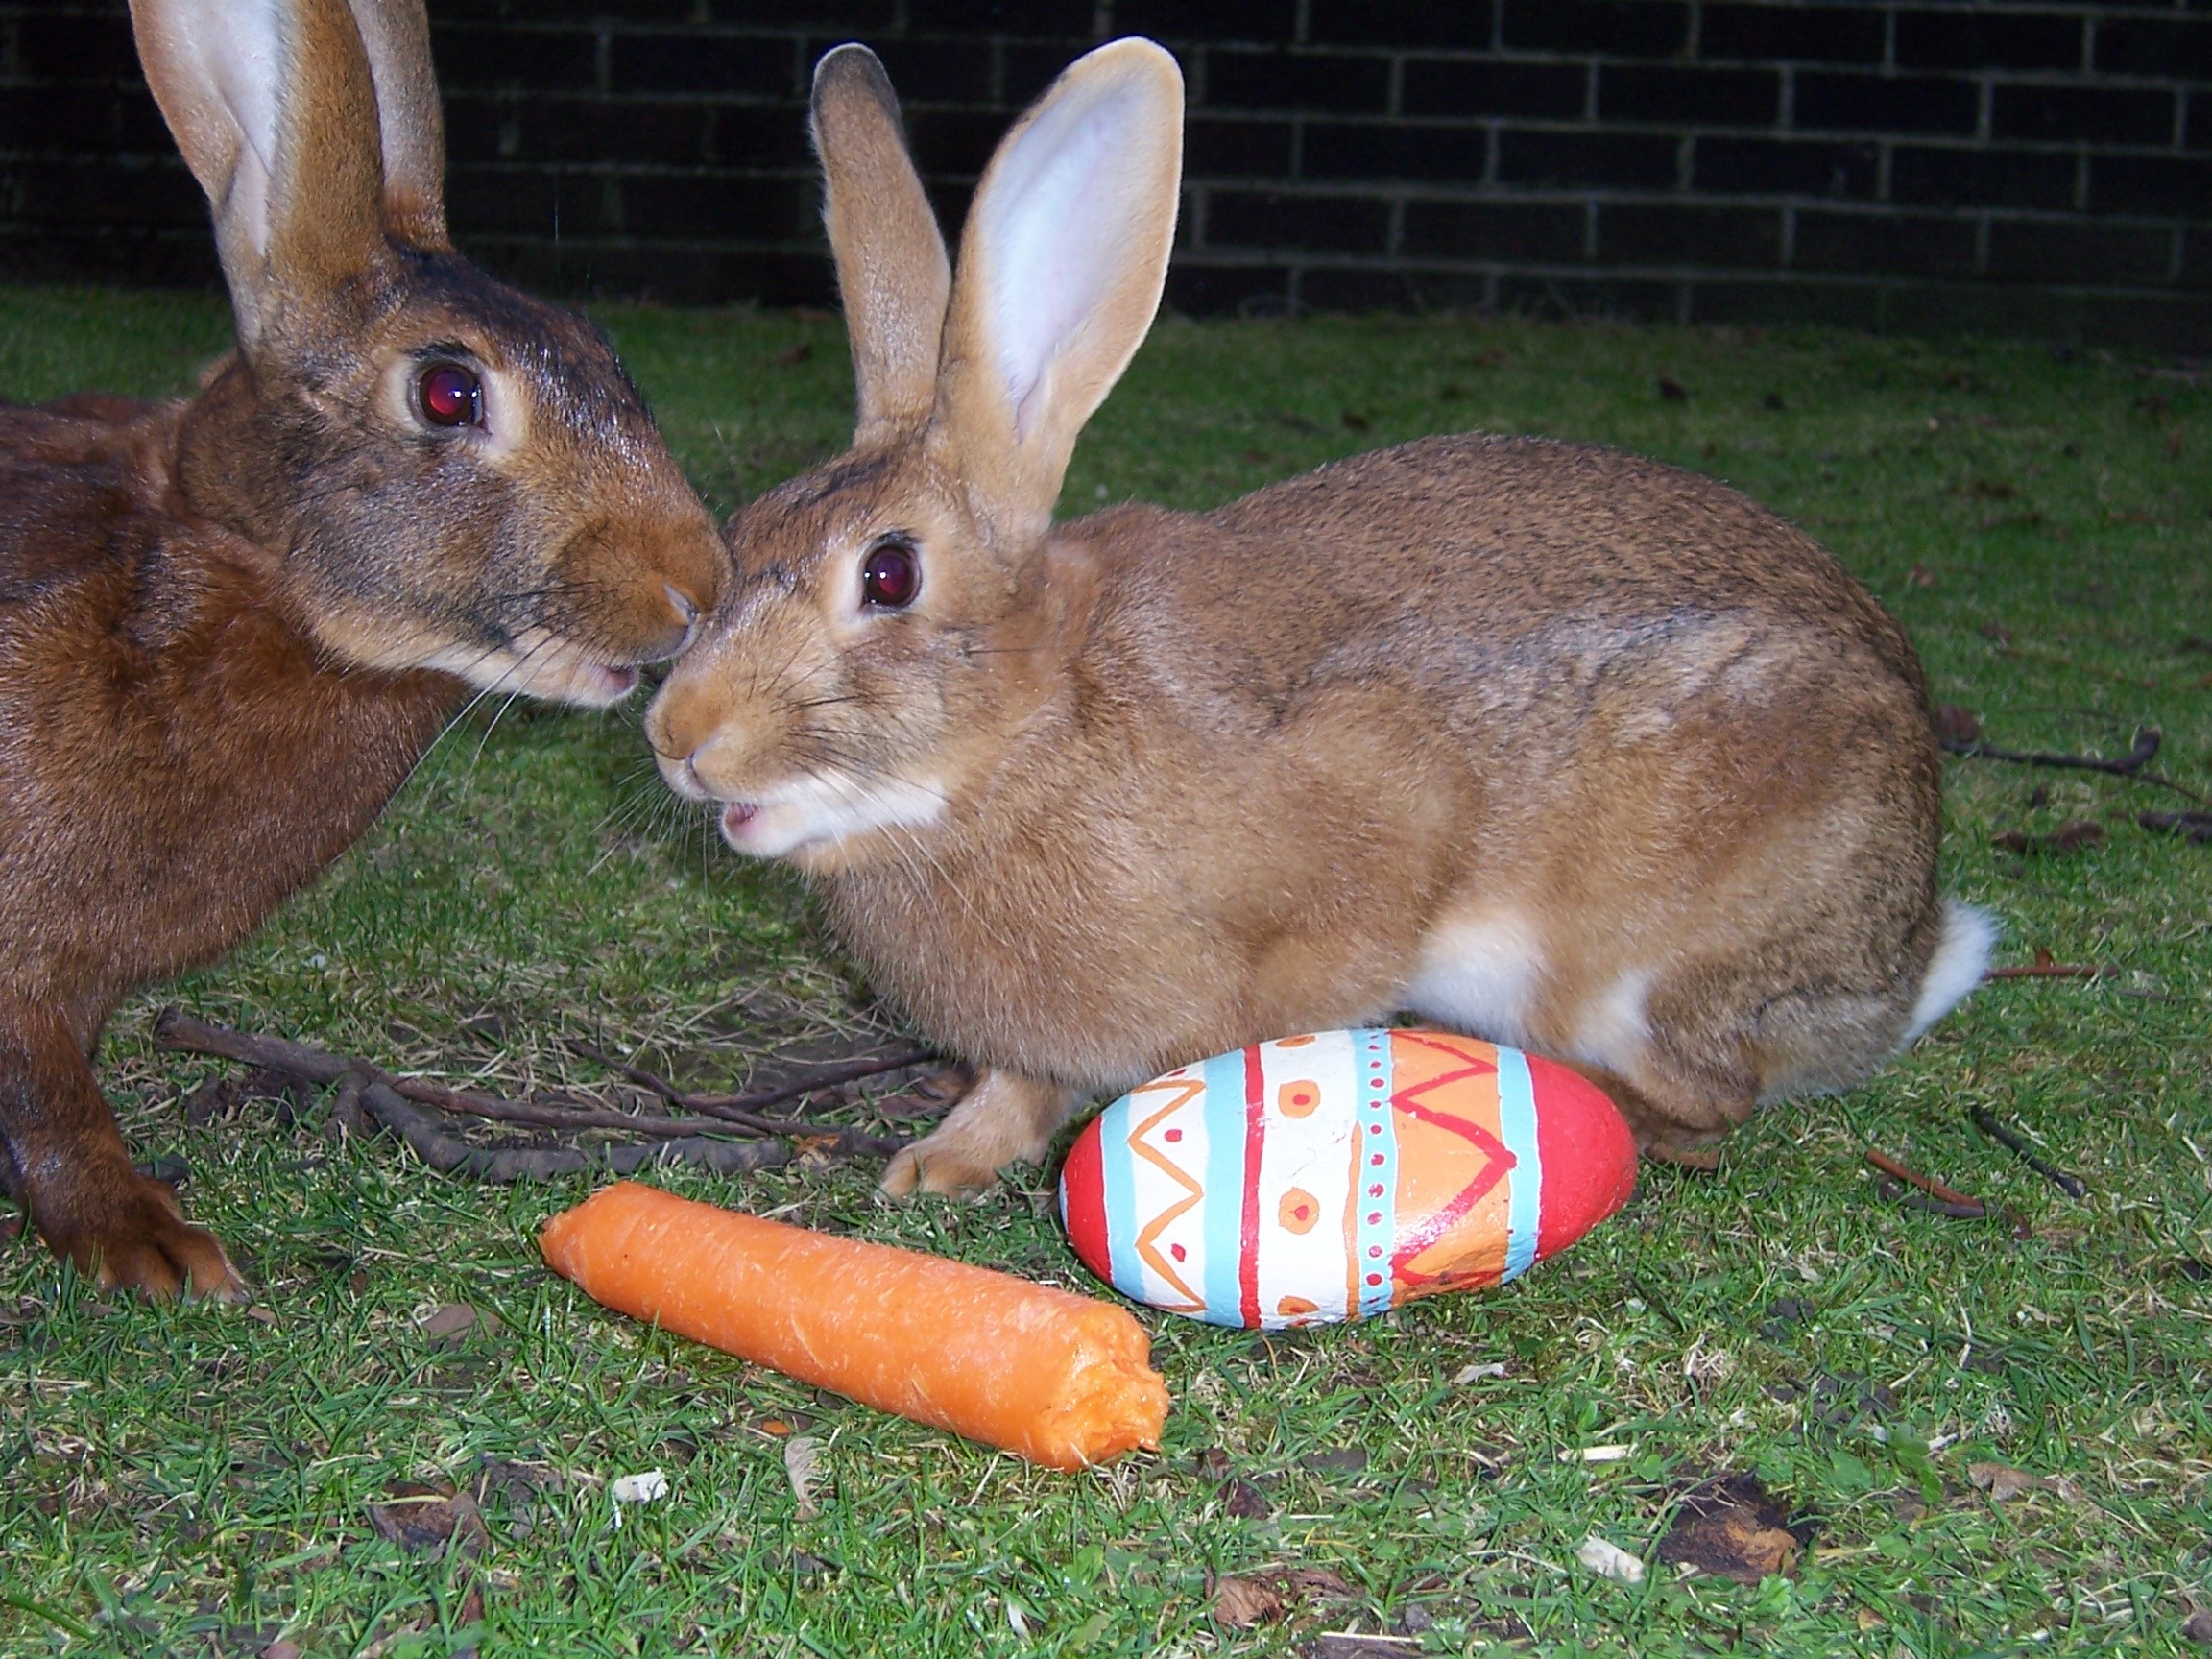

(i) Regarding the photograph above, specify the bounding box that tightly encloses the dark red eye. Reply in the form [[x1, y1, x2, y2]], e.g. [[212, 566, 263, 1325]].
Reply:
[[861, 540, 920, 609], [417, 361, 481, 428]]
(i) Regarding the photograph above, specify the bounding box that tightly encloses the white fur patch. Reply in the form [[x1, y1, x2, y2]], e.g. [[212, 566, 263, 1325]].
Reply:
[[1404, 908, 1545, 1046], [722, 770, 947, 858], [1569, 969, 1654, 1075], [1902, 899, 1999, 1044]]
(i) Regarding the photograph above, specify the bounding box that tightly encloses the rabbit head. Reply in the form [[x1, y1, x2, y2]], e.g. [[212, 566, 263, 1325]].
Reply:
[[132, 0, 724, 704], [648, 38, 1181, 860]]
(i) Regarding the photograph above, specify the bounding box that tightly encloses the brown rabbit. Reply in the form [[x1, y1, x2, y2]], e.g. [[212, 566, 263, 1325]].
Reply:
[[646, 40, 1994, 1197], [0, 0, 726, 1297]]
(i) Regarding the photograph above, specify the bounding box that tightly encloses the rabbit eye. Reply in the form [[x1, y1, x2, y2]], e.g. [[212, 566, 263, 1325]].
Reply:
[[860, 540, 921, 610], [416, 362, 482, 429]]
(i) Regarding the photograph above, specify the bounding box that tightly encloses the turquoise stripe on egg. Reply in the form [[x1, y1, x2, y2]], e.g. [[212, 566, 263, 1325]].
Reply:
[[1356, 1028, 1398, 1319], [1496, 1045, 1543, 1282], [1096, 1093, 1146, 1304], [1198, 1046, 1249, 1324]]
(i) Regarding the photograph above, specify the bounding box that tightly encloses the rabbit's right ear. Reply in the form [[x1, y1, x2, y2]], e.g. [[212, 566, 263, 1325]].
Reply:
[[812, 44, 950, 445], [129, 0, 387, 346], [933, 38, 1183, 542], [345, 0, 449, 249]]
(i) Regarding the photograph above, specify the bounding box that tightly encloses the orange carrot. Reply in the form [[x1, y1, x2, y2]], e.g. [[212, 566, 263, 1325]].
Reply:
[[538, 1182, 1168, 1471]]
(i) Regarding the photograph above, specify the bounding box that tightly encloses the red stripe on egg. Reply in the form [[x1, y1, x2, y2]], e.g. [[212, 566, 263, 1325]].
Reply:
[[1528, 1054, 1639, 1261], [1060, 1112, 1109, 1285], [1238, 1045, 1264, 1330]]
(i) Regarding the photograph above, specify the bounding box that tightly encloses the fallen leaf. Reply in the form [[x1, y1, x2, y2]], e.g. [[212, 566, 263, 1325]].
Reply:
[[1968, 1461, 2038, 1502], [1222, 1478, 1271, 1519], [1340, 410, 1371, 431], [1932, 704, 1983, 746], [366, 1483, 487, 1557], [1559, 1443, 1632, 1463], [2139, 809, 2212, 846], [263, 1643, 304, 1659], [1657, 376, 1687, 402], [1452, 1360, 1508, 1383], [1575, 1534, 1646, 1585], [1656, 1474, 1804, 1584], [784, 1435, 824, 1520], [2182, 1607, 2212, 1646], [1906, 565, 1938, 588], [1192, 1446, 1233, 1480], [1301, 1448, 1370, 1477], [1213, 1575, 1285, 1628], [773, 341, 812, 367], [419, 1303, 488, 1341], [610, 1469, 669, 1509]]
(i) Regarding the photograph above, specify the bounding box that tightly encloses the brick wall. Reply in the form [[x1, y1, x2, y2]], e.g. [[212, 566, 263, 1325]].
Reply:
[[3, 1, 2209, 349]]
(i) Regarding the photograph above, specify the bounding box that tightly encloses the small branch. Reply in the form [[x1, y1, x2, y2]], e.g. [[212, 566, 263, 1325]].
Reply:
[[1985, 963, 2105, 980], [154, 1010, 907, 1172], [565, 1037, 938, 1138], [1864, 1148, 1985, 1218], [2139, 809, 2212, 846], [1969, 1109, 2087, 1199], [1941, 725, 2208, 804]]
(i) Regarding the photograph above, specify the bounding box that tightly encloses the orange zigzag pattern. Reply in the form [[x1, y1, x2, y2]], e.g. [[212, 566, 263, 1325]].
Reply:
[[1125, 1076, 1207, 1312]]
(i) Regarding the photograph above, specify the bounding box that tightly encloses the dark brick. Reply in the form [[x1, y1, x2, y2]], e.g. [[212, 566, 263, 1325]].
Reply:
[[1987, 219, 2174, 285], [617, 173, 813, 239], [1601, 203, 1781, 266], [445, 166, 619, 236], [1891, 146, 2076, 212], [1882, 282, 2212, 352], [1400, 59, 1584, 121], [704, 105, 819, 171], [709, 0, 897, 27], [1401, 200, 1585, 260], [442, 0, 689, 19], [1794, 72, 1978, 137], [440, 96, 510, 165], [610, 34, 792, 97], [1204, 189, 1389, 252], [849, 39, 995, 105], [1495, 273, 1682, 320], [1994, 84, 2175, 147], [903, 0, 1094, 36], [0, 225, 219, 289], [1116, 0, 1297, 46], [2086, 153, 2212, 218], [1601, 65, 1778, 128], [1795, 209, 1976, 277], [1500, 1, 1689, 58], [471, 241, 836, 306], [1698, 5, 1883, 65], [1006, 44, 1111, 107], [0, 84, 139, 153], [1301, 265, 1493, 311], [902, 108, 1006, 175], [2096, 18, 2212, 81], [1205, 50, 1390, 114], [510, 99, 719, 166], [1164, 259, 1292, 316], [1689, 276, 1884, 330], [15, 15, 137, 81], [14, 156, 203, 227], [1301, 120, 1488, 182], [1308, 0, 1495, 49], [1496, 128, 1679, 190], [1185, 117, 1295, 177], [1896, 11, 2083, 73], [2183, 228, 2212, 291], [431, 25, 600, 92], [1695, 136, 1876, 197]]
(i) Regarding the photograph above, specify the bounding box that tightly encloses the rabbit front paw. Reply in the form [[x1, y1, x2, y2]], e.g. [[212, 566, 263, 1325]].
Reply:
[[878, 1067, 1074, 1199], [39, 1169, 247, 1303]]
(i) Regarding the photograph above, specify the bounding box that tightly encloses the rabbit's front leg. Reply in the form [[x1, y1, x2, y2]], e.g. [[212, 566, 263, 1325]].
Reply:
[[0, 1001, 244, 1301], [880, 1067, 1074, 1198]]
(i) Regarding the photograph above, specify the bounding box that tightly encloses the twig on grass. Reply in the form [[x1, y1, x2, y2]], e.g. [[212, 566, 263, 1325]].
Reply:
[[1969, 1109, 2088, 1199], [154, 1009, 907, 1179], [1941, 725, 2208, 804], [2139, 808, 2212, 845], [564, 1038, 940, 1132], [1985, 963, 2105, 980], [1864, 1148, 1986, 1219]]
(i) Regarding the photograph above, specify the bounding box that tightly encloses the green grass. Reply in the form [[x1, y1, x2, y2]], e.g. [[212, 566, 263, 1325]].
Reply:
[[3, 285, 2210, 1658]]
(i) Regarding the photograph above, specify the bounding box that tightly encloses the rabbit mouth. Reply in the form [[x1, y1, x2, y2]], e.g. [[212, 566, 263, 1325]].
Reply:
[[425, 627, 643, 708], [706, 769, 948, 860]]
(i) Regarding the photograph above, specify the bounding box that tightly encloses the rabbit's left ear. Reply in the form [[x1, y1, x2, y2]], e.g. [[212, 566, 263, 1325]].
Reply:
[[346, 0, 448, 249], [933, 38, 1183, 541]]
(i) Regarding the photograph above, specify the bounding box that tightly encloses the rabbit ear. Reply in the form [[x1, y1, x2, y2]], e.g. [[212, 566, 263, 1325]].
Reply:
[[812, 44, 951, 445], [934, 38, 1182, 540], [129, 0, 386, 346], [345, 0, 448, 249]]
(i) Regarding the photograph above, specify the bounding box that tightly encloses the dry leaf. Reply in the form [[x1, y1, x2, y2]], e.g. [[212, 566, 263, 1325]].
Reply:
[[1452, 1361, 1507, 1383], [1969, 1461, 2039, 1502], [609, 1468, 669, 1524], [263, 1643, 305, 1659], [1559, 1444, 1632, 1463], [784, 1435, 824, 1520], [1222, 1478, 1271, 1519], [2182, 1607, 2212, 1646], [419, 1303, 487, 1341], [1932, 704, 1983, 746], [1213, 1575, 1285, 1628], [1657, 376, 1687, 402], [1575, 1535, 1646, 1585], [773, 341, 813, 367], [366, 1484, 487, 1557], [1192, 1446, 1233, 1480], [1656, 1475, 1803, 1584]]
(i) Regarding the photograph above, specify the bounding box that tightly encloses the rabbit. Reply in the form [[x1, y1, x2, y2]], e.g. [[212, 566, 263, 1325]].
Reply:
[[646, 39, 1997, 1198], [0, 0, 728, 1298]]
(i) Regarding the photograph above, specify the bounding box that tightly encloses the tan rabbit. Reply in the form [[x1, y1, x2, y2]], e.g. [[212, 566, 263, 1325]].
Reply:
[[0, 0, 726, 1297], [647, 39, 1995, 1197]]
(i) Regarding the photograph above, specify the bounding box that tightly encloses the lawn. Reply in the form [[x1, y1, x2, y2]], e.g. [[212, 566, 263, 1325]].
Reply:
[[2, 286, 2208, 1658]]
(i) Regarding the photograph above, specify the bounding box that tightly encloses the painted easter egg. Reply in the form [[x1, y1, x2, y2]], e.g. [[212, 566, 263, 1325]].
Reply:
[[1057, 1030, 1636, 1329]]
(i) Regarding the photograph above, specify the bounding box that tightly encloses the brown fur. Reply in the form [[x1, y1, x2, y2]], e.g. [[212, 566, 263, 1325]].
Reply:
[[648, 42, 1982, 1196], [1, 0, 726, 1296]]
